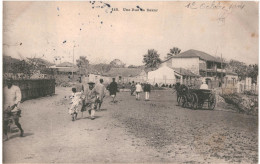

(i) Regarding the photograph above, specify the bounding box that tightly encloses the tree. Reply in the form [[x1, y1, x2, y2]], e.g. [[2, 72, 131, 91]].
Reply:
[[110, 59, 125, 68], [128, 65, 138, 68], [227, 60, 247, 80], [76, 56, 89, 74], [143, 49, 161, 69], [248, 64, 258, 83], [166, 47, 181, 59], [91, 63, 112, 74]]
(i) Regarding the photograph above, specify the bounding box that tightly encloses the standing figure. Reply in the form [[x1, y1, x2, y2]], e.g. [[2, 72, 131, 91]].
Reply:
[[200, 80, 209, 89], [143, 81, 151, 101], [130, 81, 136, 96], [108, 78, 118, 103], [84, 81, 98, 120], [94, 79, 106, 110], [3, 79, 24, 140], [68, 88, 83, 121], [135, 82, 143, 100]]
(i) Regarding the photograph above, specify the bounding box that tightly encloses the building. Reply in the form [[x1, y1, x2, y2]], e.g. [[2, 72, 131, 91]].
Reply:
[[165, 49, 226, 79], [50, 62, 78, 75], [147, 63, 199, 85], [101, 68, 147, 84]]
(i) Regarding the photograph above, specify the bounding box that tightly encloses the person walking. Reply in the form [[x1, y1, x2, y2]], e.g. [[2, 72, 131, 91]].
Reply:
[[3, 79, 24, 140], [130, 81, 136, 96], [135, 82, 143, 100], [143, 81, 151, 101], [94, 79, 106, 110], [108, 78, 118, 103], [68, 88, 83, 121], [83, 81, 98, 120]]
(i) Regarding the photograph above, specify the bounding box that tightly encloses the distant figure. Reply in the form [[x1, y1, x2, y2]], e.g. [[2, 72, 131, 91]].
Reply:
[[135, 82, 143, 100], [3, 78, 24, 140], [130, 81, 136, 96], [94, 79, 106, 110], [68, 88, 83, 121], [109, 78, 118, 103], [143, 81, 151, 101], [200, 81, 209, 90]]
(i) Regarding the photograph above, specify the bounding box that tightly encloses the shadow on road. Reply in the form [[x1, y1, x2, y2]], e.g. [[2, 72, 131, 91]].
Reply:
[[8, 132, 34, 140]]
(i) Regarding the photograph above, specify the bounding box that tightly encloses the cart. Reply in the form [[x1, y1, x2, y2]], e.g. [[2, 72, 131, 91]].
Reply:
[[190, 89, 216, 110]]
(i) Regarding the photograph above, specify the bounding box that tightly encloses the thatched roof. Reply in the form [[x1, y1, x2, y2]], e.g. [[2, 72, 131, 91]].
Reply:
[[56, 62, 75, 67]]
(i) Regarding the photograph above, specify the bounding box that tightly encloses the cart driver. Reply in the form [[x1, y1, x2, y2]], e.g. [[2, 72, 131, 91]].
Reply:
[[200, 80, 209, 90]]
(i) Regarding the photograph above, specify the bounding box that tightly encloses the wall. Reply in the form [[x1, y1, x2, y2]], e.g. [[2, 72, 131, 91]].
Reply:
[[171, 58, 200, 75], [4, 79, 56, 101], [147, 66, 176, 85]]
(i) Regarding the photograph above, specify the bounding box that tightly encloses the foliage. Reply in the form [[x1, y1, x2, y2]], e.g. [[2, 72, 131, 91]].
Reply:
[[143, 49, 161, 69], [76, 56, 89, 69], [247, 64, 258, 83], [128, 65, 138, 68], [90, 63, 112, 74], [166, 47, 181, 59], [226, 60, 258, 83], [110, 59, 125, 68], [221, 93, 258, 115], [76, 56, 89, 75]]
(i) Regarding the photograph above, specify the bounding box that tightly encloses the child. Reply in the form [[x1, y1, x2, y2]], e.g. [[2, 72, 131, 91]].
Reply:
[[68, 88, 83, 121]]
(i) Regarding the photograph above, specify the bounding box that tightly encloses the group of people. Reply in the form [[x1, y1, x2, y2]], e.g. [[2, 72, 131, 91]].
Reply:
[[68, 77, 119, 121], [68, 78, 107, 121], [130, 81, 151, 101]]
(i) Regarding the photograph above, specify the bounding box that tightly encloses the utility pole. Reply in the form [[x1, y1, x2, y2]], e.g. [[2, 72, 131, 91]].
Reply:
[[221, 53, 223, 84], [72, 42, 75, 78]]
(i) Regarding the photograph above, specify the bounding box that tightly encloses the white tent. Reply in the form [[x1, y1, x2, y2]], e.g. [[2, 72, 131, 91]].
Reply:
[[147, 65, 182, 85]]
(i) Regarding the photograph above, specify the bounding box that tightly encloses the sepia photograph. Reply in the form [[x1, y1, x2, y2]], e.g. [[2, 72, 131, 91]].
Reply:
[[2, 1, 259, 163]]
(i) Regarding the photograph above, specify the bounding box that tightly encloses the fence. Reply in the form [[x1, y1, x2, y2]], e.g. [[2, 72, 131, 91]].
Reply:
[[5, 79, 56, 101]]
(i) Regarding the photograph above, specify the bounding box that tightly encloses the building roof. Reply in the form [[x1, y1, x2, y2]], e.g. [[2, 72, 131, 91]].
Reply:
[[54, 67, 79, 72], [170, 67, 200, 77], [170, 49, 222, 63], [56, 62, 75, 67], [103, 68, 145, 77]]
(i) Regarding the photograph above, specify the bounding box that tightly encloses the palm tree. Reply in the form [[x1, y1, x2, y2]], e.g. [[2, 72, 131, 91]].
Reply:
[[167, 47, 181, 59], [143, 49, 161, 69]]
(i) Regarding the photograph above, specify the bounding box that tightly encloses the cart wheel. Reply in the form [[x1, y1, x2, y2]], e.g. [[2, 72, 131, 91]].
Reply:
[[192, 93, 198, 110], [208, 94, 216, 110], [181, 95, 187, 108]]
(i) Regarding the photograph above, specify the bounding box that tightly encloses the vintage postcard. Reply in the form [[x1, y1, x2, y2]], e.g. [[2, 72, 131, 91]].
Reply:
[[2, 1, 258, 163]]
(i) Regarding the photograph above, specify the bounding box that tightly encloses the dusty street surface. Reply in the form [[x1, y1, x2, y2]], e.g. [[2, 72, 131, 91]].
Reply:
[[3, 87, 258, 163]]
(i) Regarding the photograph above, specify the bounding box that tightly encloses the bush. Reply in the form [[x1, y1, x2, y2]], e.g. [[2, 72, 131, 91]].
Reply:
[[221, 93, 258, 115]]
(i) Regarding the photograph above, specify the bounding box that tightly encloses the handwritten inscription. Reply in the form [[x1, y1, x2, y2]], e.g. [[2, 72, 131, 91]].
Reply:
[[185, 1, 245, 25], [185, 1, 245, 10]]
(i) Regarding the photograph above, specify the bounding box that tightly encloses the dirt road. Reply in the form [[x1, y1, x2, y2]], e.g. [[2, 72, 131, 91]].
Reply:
[[3, 87, 258, 163]]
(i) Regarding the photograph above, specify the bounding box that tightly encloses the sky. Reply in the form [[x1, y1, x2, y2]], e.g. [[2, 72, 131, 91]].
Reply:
[[3, 1, 259, 66]]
